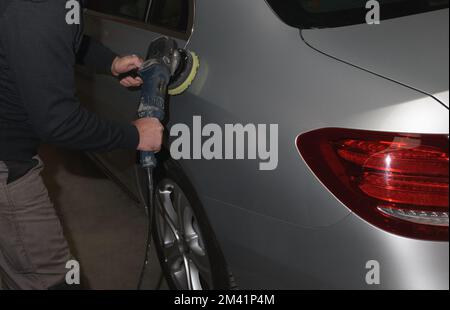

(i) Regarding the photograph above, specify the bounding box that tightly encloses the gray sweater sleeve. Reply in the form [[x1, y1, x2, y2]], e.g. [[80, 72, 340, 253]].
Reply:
[[76, 35, 119, 75], [1, 1, 139, 152]]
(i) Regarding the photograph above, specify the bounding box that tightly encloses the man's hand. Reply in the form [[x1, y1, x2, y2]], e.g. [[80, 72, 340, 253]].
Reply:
[[111, 55, 144, 88], [134, 118, 164, 152]]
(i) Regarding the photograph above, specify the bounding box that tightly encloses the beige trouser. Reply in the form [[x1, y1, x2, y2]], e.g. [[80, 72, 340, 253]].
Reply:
[[0, 157, 71, 289]]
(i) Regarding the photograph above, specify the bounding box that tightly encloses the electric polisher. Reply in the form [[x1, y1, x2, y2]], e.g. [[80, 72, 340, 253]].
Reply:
[[138, 37, 199, 169], [136, 37, 199, 289]]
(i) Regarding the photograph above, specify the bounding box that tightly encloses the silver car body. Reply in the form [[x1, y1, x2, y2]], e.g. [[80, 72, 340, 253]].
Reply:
[[77, 0, 449, 289]]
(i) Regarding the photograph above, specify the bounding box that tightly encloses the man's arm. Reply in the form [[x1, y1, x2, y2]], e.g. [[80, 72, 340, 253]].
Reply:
[[76, 35, 118, 75], [76, 36, 144, 87], [2, 1, 140, 152]]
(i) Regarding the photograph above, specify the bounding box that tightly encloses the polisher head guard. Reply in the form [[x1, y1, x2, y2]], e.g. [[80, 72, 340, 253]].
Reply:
[[143, 37, 200, 96]]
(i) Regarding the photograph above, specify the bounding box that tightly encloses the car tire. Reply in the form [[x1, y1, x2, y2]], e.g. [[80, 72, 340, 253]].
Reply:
[[146, 159, 233, 290]]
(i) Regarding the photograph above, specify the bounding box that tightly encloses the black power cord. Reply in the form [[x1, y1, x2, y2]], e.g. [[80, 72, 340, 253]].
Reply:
[[135, 166, 158, 290]]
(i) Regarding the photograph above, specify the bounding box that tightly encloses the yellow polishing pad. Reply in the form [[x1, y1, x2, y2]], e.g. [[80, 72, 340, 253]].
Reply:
[[168, 51, 200, 96]]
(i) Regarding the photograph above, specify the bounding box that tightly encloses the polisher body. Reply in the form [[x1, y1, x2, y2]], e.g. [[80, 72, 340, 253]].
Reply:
[[137, 37, 199, 169]]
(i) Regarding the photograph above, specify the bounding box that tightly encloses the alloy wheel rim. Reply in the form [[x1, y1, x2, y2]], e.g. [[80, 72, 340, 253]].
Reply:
[[155, 179, 212, 290]]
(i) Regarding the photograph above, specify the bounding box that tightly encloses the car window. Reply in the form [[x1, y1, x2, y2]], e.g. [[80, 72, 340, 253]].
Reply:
[[147, 0, 189, 33], [86, 0, 149, 21], [267, 0, 449, 28]]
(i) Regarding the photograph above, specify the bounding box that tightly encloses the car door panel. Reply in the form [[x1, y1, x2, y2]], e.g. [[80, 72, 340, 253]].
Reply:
[[76, 2, 191, 198]]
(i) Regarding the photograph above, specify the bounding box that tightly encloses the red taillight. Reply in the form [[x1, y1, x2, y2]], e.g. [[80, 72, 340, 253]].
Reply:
[[296, 128, 449, 241]]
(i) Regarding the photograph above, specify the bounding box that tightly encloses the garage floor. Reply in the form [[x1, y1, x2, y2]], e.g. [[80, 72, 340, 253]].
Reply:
[[36, 145, 167, 290]]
